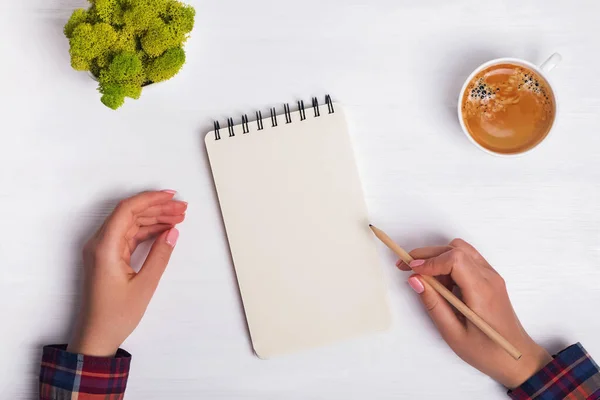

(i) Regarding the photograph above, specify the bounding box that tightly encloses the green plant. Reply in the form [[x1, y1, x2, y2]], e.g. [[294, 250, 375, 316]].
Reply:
[[64, 0, 195, 110]]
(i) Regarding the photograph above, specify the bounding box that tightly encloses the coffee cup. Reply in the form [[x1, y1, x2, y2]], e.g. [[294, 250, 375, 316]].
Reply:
[[458, 53, 562, 156]]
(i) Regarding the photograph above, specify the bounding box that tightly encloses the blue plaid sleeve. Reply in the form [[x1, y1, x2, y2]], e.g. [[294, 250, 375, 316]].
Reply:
[[509, 343, 600, 399], [39, 344, 131, 400]]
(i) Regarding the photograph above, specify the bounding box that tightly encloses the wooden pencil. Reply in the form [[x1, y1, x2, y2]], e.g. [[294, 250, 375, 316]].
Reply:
[[369, 224, 522, 360]]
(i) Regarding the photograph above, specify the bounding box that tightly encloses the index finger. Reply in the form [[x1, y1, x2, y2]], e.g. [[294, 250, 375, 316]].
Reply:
[[104, 191, 177, 242], [397, 246, 451, 271], [410, 248, 482, 290]]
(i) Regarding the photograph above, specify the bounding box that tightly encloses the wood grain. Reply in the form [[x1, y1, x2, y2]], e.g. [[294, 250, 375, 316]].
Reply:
[[1, 0, 600, 399]]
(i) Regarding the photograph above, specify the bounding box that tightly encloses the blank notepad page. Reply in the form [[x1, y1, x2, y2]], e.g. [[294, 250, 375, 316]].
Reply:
[[205, 102, 390, 359]]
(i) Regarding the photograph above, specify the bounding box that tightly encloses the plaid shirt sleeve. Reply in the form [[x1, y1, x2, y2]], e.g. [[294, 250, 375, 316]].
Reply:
[[509, 343, 600, 400], [39, 344, 131, 400]]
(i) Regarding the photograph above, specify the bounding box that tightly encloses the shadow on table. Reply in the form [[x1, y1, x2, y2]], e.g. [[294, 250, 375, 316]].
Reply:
[[27, 190, 149, 400], [36, 0, 92, 83], [438, 47, 502, 139], [539, 337, 571, 356]]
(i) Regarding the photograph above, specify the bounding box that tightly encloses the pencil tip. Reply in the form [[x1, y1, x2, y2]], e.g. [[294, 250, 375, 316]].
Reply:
[[368, 224, 373, 227]]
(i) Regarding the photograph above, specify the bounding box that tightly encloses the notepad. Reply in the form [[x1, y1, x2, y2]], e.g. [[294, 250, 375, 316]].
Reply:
[[205, 97, 390, 359]]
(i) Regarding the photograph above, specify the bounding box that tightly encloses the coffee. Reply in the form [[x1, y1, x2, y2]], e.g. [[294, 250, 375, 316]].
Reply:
[[461, 63, 555, 154]]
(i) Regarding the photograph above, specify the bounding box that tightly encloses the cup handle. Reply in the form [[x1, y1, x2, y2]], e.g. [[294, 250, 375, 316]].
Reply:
[[540, 53, 562, 73]]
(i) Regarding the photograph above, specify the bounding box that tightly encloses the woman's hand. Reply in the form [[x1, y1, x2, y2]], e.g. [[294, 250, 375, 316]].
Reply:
[[399, 239, 552, 389], [68, 190, 187, 357]]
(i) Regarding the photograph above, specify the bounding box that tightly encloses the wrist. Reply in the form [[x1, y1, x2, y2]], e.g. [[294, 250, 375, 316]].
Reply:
[[67, 342, 118, 358], [68, 330, 120, 358], [505, 344, 553, 389]]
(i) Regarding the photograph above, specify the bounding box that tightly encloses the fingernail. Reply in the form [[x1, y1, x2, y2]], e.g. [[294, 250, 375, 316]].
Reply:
[[163, 190, 177, 194], [166, 228, 179, 247], [409, 259, 425, 268], [408, 276, 425, 294]]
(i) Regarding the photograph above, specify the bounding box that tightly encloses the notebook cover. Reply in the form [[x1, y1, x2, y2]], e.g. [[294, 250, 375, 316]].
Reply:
[[205, 104, 390, 358]]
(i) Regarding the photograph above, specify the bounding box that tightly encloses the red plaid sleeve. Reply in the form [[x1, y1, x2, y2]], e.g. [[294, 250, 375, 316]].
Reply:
[[39, 344, 131, 400], [509, 343, 600, 400]]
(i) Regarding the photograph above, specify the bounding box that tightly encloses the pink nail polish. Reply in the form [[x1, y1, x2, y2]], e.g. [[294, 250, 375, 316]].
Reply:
[[163, 190, 177, 194], [408, 276, 425, 294], [166, 228, 179, 247], [409, 259, 425, 268]]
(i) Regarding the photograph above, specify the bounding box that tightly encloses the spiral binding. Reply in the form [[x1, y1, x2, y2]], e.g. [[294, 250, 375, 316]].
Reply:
[[270, 107, 278, 127], [256, 111, 264, 130], [227, 117, 235, 137], [241, 114, 249, 134], [283, 104, 292, 123], [213, 95, 334, 140], [298, 100, 306, 121], [312, 97, 320, 117]]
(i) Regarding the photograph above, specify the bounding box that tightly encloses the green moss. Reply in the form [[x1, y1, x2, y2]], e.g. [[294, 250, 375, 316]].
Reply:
[[64, 0, 194, 109], [122, 83, 143, 99], [166, 2, 195, 33], [71, 55, 91, 71], [64, 9, 90, 38], [68, 23, 118, 71], [140, 2, 195, 57], [98, 52, 145, 105], [146, 47, 185, 82], [100, 84, 126, 110], [101, 52, 144, 84], [112, 28, 137, 53], [123, 0, 169, 32], [96, 52, 112, 68], [93, 0, 119, 23], [140, 20, 176, 57]]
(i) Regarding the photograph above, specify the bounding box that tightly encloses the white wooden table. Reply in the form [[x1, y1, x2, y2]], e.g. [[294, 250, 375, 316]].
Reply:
[[2, 0, 600, 398]]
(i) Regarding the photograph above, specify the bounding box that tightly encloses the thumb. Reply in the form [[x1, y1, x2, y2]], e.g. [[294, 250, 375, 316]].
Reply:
[[136, 228, 179, 294], [408, 274, 466, 347]]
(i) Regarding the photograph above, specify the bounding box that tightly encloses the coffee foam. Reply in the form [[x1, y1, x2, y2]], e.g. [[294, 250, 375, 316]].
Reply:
[[463, 66, 553, 121]]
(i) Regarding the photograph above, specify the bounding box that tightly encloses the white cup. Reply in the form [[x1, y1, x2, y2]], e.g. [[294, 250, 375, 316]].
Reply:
[[457, 53, 562, 157]]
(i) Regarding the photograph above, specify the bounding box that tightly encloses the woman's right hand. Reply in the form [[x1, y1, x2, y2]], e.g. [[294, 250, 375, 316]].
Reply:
[[398, 239, 552, 389], [68, 190, 186, 357]]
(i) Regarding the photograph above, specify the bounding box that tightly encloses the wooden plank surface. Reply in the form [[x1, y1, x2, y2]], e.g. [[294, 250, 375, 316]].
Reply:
[[1, 0, 599, 398]]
